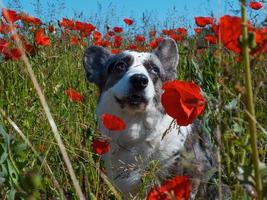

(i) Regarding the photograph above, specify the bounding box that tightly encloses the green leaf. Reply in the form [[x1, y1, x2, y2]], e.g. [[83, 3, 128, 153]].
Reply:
[[8, 187, 16, 200], [191, 59, 203, 83], [0, 151, 8, 164], [7, 160, 19, 186], [233, 123, 243, 133], [0, 163, 8, 178], [0, 177, 5, 185], [13, 143, 27, 153]]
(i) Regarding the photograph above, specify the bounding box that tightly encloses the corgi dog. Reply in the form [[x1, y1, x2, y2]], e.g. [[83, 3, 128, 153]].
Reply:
[[83, 38, 230, 199]]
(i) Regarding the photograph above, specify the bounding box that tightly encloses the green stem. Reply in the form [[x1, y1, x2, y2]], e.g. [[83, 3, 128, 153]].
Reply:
[[240, 0, 262, 199]]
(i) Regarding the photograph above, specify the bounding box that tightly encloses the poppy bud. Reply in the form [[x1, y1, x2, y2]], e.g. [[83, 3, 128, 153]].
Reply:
[[248, 32, 257, 49]]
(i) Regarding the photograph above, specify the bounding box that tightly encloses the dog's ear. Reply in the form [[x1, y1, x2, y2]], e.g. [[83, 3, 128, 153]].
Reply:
[[83, 46, 111, 88], [154, 38, 179, 81]]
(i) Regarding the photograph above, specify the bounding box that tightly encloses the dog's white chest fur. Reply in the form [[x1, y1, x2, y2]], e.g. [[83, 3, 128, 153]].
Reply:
[[96, 90, 192, 195]]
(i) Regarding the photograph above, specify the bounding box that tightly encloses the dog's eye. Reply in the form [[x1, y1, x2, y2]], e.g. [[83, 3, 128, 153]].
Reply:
[[113, 61, 127, 73], [151, 66, 160, 75]]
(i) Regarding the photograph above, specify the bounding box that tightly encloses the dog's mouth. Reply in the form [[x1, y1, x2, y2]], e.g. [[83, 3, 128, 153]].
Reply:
[[115, 94, 148, 109]]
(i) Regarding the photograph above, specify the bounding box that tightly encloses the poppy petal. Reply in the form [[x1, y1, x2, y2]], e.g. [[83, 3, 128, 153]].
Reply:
[[101, 114, 126, 131]]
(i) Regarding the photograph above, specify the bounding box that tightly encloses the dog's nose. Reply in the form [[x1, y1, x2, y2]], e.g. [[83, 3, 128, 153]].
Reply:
[[130, 74, 148, 90]]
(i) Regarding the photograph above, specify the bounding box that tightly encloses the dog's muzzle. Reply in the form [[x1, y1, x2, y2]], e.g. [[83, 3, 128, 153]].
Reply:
[[115, 74, 149, 109], [115, 93, 148, 108]]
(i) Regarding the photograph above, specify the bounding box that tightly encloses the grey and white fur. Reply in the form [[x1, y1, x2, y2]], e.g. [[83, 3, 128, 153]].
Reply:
[[83, 38, 231, 199]]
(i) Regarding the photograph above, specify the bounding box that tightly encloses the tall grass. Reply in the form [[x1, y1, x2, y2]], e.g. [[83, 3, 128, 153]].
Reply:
[[0, 0, 267, 199]]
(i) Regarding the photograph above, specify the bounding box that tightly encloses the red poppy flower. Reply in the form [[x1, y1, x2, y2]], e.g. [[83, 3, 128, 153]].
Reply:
[[11, 34, 26, 42], [61, 19, 92, 35], [135, 34, 145, 42], [93, 31, 102, 42], [2, 8, 20, 23], [48, 25, 56, 33], [212, 15, 252, 54], [212, 16, 246, 54], [147, 176, 192, 200], [101, 113, 126, 131], [255, 27, 267, 43], [204, 34, 217, 44], [251, 27, 267, 55], [35, 29, 51, 46], [126, 44, 137, 50], [70, 36, 80, 45], [149, 30, 157, 38], [111, 49, 121, 54], [65, 88, 84, 102], [19, 13, 42, 25], [177, 28, 187, 36], [113, 35, 123, 48], [74, 21, 95, 36], [24, 43, 36, 55], [215, 15, 243, 49], [94, 39, 111, 47], [59, 18, 75, 29], [138, 46, 148, 52], [74, 21, 84, 31], [0, 24, 11, 34], [81, 29, 93, 38], [82, 22, 95, 33], [162, 29, 168, 35], [59, 18, 68, 27], [0, 38, 8, 52], [235, 57, 241, 62], [170, 34, 183, 42], [161, 80, 206, 126], [113, 26, 123, 33], [123, 18, 134, 25], [102, 40, 111, 47], [107, 31, 115, 37], [92, 137, 110, 155], [149, 37, 163, 49], [194, 28, 202, 34], [2, 48, 22, 61], [249, 1, 263, 10], [194, 16, 213, 27], [162, 29, 175, 36]]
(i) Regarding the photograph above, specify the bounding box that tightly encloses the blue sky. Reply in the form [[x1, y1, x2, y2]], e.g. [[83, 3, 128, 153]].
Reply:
[[1, 0, 263, 30]]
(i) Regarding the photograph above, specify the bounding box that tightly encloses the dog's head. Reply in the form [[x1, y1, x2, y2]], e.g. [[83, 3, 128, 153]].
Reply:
[[83, 38, 178, 113]]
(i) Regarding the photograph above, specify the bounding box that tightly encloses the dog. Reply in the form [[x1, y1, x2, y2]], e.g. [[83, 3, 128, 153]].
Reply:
[[83, 38, 231, 199]]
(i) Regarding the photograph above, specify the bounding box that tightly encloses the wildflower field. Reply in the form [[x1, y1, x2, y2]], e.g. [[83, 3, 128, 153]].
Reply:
[[0, 0, 267, 199]]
